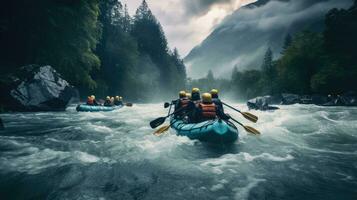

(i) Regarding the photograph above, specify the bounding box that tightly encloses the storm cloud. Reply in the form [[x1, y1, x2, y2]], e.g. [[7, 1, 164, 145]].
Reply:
[[185, 0, 353, 78], [122, 0, 255, 56]]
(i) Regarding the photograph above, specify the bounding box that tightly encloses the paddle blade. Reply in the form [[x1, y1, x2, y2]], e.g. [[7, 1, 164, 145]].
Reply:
[[154, 125, 170, 136], [150, 117, 166, 129], [126, 103, 133, 107], [241, 112, 258, 123], [164, 102, 170, 108], [244, 126, 261, 135]]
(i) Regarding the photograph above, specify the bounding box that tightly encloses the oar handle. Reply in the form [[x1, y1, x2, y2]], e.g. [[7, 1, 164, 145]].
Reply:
[[222, 102, 242, 114], [165, 106, 186, 118], [229, 117, 244, 127]]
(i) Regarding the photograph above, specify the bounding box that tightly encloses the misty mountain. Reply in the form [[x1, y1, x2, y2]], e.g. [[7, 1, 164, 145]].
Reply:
[[184, 0, 353, 78]]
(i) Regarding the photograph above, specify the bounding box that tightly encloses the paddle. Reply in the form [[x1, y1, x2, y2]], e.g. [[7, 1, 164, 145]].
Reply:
[[222, 102, 258, 123], [154, 125, 170, 136], [125, 103, 133, 107], [150, 106, 186, 129], [164, 102, 171, 108], [229, 116, 260, 135]]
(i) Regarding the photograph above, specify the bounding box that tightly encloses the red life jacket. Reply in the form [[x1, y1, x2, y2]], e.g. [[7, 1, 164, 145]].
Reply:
[[199, 103, 217, 119], [180, 98, 189, 108], [87, 97, 94, 105]]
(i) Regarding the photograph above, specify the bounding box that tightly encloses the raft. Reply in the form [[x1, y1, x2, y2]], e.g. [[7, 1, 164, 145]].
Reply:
[[170, 118, 239, 143], [76, 104, 123, 112]]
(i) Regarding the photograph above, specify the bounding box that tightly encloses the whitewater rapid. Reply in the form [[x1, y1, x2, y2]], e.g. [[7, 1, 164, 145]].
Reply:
[[0, 104, 356, 199]]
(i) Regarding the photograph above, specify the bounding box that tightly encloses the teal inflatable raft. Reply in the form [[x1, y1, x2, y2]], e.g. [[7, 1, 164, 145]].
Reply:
[[76, 104, 123, 112], [170, 118, 239, 143]]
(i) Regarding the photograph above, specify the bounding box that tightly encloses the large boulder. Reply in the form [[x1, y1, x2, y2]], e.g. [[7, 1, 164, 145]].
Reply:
[[247, 95, 280, 111], [0, 65, 79, 111]]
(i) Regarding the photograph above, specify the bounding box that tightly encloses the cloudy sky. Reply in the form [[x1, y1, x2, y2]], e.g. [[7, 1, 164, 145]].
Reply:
[[121, 0, 255, 56]]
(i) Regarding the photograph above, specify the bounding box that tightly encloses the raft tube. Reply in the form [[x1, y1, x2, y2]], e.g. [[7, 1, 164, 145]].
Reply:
[[76, 104, 123, 112], [170, 118, 239, 143]]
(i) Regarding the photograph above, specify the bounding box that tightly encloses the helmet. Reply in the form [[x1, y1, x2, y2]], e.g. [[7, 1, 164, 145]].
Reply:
[[210, 89, 218, 95], [179, 91, 186, 98], [192, 88, 200, 93], [202, 93, 212, 103], [110, 97, 114, 100], [211, 89, 219, 98], [115, 96, 120, 100], [119, 96, 123, 100], [106, 96, 110, 100], [91, 95, 95, 99], [186, 93, 192, 99]]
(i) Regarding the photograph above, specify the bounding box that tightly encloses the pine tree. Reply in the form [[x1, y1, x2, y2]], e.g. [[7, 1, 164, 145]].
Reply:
[[132, 0, 172, 91], [262, 47, 274, 94], [281, 34, 292, 54], [122, 4, 132, 32]]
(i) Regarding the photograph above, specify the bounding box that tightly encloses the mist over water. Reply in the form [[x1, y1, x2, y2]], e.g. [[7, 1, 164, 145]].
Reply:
[[0, 104, 356, 199]]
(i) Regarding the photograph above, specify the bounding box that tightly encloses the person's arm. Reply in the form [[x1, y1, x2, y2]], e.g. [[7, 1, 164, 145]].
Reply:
[[217, 105, 230, 120]]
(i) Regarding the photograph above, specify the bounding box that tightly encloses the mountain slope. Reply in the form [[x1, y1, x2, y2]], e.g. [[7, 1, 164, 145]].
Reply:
[[184, 0, 353, 78]]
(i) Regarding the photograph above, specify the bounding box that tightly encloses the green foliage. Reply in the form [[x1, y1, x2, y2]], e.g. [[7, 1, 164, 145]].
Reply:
[[261, 48, 275, 94], [231, 69, 264, 99], [276, 31, 326, 94], [0, 0, 101, 89], [228, 1, 357, 99], [0, 0, 187, 101], [131, 0, 186, 96]]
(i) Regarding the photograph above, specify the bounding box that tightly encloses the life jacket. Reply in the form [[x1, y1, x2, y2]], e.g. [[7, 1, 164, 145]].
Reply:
[[199, 103, 217, 119], [104, 100, 112, 106], [87, 97, 94, 105]]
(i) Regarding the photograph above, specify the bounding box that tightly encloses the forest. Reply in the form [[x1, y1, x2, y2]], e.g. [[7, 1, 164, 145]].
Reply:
[[1, 0, 356, 102], [193, 1, 357, 100], [0, 0, 186, 101]]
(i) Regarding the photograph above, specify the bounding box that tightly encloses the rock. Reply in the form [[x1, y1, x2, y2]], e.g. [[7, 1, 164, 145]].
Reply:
[[247, 95, 280, 111], [0, 65, 78, 111], [281, 93, 300, 105], [311, 95, 329, 105]]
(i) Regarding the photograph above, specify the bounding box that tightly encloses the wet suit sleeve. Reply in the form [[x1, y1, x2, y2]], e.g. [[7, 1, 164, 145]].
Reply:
[[217, 105, 230, 120], [172, 99, 179, 110]]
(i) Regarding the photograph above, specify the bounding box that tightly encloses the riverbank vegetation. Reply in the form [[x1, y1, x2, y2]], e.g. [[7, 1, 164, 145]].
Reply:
[[0, 0, 186, 101], [192, 1, 357, 100]]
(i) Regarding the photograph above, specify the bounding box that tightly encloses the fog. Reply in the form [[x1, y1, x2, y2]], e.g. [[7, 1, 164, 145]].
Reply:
[[185, 0, 353, 79]]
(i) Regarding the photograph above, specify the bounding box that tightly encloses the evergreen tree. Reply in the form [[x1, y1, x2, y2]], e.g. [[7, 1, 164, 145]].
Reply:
[[95, 0, 139, 98], [281, 33, 292, 54], [122, 4, 132, 33], [0, 0, 101, 89], [132, 0, 185, 95], [262, 47, 275, 94]]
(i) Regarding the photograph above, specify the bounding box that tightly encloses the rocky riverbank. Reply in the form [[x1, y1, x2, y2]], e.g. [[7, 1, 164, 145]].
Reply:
[[0, 65, 79, 112], [247, 93, 357, 111]]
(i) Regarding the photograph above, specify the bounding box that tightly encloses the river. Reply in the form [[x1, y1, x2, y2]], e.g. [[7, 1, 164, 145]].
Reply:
[[0, 104, 356, 199]]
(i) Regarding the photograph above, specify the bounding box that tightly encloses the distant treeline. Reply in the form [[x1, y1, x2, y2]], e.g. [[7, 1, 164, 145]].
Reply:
[[192, 1, 357, 100], [0, 0, 186, 101]]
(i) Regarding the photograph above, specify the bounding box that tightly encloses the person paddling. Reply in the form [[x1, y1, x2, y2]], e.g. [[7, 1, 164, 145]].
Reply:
[[186, 88, 202, 123], [114, 96, 123, 106], [104, 96, 112, 107], [87, 95, 98, 106], [196, 93, 229, 123], [174, 91, 190, 119], [211, 89, 224, 111]]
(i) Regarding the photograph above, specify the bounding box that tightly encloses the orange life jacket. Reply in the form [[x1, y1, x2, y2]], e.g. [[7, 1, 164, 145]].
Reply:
[[180, 98, 190, 108], [87, 97, 94, 105], [199, 103, 217, 119]]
